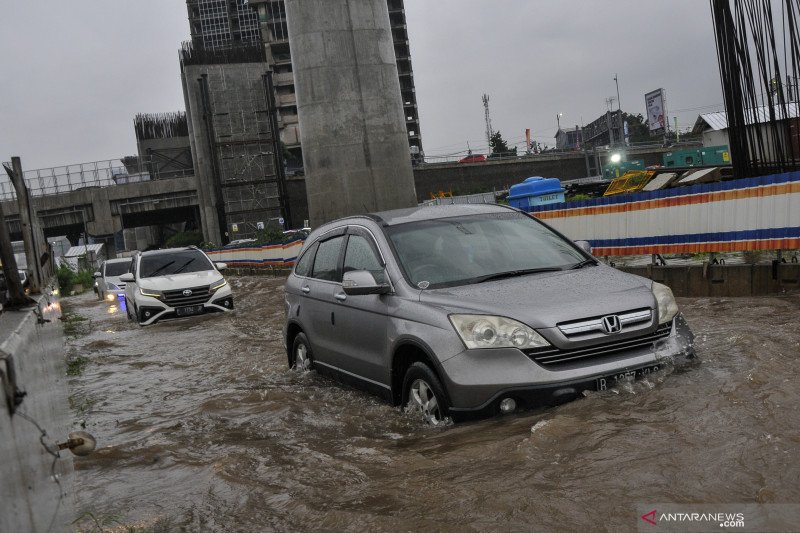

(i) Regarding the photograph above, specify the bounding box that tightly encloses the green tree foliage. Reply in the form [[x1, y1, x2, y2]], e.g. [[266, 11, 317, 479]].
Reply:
[[488, 131, 517, 158], [623, 113, 651, 143], [165, 231, 204, 248]]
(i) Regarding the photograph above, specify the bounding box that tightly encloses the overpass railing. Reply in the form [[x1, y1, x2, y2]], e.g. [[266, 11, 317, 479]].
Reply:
[[0, 156, 193, 201]]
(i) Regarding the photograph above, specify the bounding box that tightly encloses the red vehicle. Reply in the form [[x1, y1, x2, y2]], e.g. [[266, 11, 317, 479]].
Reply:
[[458, 154, 487, 164]]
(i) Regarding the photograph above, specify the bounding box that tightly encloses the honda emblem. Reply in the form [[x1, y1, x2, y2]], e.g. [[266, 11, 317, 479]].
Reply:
[[602, 315, 622, 334]]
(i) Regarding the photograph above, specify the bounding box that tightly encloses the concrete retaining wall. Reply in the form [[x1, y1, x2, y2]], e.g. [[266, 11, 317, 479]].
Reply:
[[0, 287, 74, 532], [621, 263, 800, 297]]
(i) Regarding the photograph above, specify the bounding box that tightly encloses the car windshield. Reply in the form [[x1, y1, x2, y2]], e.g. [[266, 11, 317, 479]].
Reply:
[[386, 212, 587, 289], [139, 250, 213, 278], [105, 260, 131, 277]]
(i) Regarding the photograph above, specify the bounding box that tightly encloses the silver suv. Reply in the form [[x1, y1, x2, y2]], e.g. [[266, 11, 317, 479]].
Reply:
[[283, 205, 695, 424]]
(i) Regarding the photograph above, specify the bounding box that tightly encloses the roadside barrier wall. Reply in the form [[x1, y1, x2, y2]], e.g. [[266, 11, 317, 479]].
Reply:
[[206, 237, 304, 269], [0, 286, 74, 532], [529, 171, 800, 256]]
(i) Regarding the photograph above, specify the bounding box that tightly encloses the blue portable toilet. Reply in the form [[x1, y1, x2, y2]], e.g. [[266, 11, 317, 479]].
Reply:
[[508, 177, 565, 210]]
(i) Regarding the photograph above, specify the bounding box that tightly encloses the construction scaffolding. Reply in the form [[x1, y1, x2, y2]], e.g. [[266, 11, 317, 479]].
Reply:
[[182, 41, 286, 241]]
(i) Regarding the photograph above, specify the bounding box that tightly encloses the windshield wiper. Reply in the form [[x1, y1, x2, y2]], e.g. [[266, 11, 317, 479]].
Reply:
[[475, 268, 562, 283], [172, 258, 196, 274], [570, 259, 598, 269], [145, 260, 175, 278]]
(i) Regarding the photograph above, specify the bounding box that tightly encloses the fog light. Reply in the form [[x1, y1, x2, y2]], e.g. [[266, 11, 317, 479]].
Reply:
[[144, 311, 151, 318], [106, 294, 115, 301], [500, 398, 516, 413], [224, 300, 230, 307]]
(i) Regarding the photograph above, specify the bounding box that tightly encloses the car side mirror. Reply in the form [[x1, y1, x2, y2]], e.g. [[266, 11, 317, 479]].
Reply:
[[93, 271, 102, 278], [215, 262, 227, 271], [342, 270, 390, 296], [119, 273, 135, 283], [575, 240, 593, 255]]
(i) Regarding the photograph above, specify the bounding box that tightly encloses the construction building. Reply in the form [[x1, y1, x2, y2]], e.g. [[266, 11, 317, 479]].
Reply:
[[186, 0, 424, 169], [180, 43, 287, 244]]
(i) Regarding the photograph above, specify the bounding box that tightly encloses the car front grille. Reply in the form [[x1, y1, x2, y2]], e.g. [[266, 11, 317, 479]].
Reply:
[[162, 285, 211, 307], [525, 322, 673, 368]]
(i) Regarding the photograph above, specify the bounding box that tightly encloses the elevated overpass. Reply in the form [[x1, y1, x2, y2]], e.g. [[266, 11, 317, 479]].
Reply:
[[1, 144, 690, 249]]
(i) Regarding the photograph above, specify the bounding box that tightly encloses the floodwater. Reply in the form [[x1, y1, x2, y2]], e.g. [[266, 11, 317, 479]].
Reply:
[[65, 277, 800, 532]]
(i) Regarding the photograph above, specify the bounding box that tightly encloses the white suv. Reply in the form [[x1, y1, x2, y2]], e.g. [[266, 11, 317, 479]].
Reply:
[[94, 257, 132, 302], [120, 246, 233, 326]]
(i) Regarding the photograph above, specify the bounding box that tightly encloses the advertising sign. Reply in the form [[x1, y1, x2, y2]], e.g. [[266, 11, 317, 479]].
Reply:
[[645, 89, 667, 134]]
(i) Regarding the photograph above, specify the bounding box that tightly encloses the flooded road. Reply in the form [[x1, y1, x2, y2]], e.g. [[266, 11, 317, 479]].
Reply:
[[65, 277, 800, 531]]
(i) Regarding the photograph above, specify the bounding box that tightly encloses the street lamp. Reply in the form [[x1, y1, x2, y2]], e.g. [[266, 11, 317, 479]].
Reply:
[[610, 153, 622, 163], [556, 113, 563, 131]]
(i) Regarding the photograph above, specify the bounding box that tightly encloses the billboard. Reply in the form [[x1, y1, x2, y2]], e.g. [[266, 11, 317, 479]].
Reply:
[[645, 89, 667, 134]]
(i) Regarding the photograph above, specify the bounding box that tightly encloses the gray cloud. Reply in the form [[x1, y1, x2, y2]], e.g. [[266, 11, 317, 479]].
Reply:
[[0, 1, 724, 169]]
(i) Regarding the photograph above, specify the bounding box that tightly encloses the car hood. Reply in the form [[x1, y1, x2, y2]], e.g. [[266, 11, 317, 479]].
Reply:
[[418, 265, 654, 328], [137, 270, 223, 291], [105, 275, 127, 286]]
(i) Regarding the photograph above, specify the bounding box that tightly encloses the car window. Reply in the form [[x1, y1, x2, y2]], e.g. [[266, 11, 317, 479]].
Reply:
[[343, 235, 385, 284], [294, 242, 318, 277], [139, 250, 214, 278], [105, 260, 131, 277], [311, 236, 344, 282], [387, 212, 586, 289]]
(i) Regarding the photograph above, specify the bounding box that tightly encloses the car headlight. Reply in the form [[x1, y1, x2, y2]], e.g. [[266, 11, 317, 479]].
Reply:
[[652, 282, 679, 324], [449, 314, 550, 350], [139, 287, 162, 299], [106, 282, 120, 291], [210, 278, 227, 292]]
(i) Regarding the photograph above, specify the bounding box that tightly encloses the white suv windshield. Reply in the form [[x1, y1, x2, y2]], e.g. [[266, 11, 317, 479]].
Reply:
[[105, 261, 131, 277], [140, 250, 214, 278], [387, 212, 587, 288]]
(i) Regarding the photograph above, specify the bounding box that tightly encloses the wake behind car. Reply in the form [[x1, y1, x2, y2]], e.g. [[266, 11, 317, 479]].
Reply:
[[283, 204, 695, 424], [121, 246, 233, 326]]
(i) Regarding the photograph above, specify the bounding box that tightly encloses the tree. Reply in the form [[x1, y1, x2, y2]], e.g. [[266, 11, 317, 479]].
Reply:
[[488, 131, 517, 158], [622, 112, 651, 143]]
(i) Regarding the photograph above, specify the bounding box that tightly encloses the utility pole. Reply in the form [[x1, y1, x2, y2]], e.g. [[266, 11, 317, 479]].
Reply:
[[614, 73, 621, 111]]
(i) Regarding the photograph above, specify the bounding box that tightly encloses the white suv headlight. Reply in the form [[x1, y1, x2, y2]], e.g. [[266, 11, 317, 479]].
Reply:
[[652, 282, 679, 324], [139, 287, 163, 299], [449, 315, 550, 350]]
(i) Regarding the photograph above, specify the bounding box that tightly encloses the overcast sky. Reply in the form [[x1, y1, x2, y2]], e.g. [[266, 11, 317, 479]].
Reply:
[[0, 1, 725, 170]]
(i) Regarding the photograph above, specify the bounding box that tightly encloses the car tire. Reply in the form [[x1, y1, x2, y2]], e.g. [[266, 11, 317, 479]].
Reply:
[[402, 362, 451, 426], [291, 332, 313, 372], [125, 298, 133, 321]]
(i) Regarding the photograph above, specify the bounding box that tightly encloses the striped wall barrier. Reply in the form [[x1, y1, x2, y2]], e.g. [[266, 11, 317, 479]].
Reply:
[[529, 171, 800, 256], [206, 236, 305, 268]]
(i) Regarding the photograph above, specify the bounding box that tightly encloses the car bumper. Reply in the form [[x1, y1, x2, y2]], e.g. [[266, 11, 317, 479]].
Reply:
[[102, 289, 126, 301], [134, 290, 234, 325], [440, 314, 695, 415]]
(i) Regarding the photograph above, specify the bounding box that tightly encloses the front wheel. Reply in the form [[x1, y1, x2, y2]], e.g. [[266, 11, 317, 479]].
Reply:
[[291, 332, 313, 372], [403, 362, 451, 426]]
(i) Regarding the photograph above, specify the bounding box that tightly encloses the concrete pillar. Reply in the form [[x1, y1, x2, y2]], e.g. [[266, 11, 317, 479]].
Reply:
[[285, 0, 418, 226]]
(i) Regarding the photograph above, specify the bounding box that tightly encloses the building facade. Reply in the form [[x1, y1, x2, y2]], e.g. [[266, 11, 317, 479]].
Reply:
[[187, 0, 424, 169]]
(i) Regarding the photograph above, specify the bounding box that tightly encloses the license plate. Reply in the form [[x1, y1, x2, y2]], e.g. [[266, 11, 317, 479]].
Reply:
[[596, 365, 660, 391], [176, 305, 204, 317]]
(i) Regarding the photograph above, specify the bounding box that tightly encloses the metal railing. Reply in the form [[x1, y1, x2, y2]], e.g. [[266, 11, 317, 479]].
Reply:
[[0, 157, 193, 202]]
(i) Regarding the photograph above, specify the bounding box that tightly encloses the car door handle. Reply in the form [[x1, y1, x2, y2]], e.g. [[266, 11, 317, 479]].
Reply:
[[334, 292, 347, 301], [301, 286, 310, 294]]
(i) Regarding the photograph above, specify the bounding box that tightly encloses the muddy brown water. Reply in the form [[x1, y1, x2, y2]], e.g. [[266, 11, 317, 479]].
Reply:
[[64, 277, 800, 531]]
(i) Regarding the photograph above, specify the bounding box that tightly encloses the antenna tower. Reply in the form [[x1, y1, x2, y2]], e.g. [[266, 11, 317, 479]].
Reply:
[[482, 94, 493, 145]]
